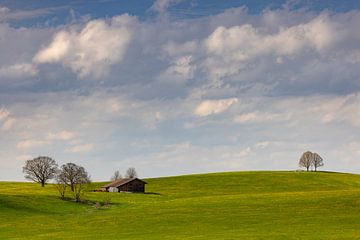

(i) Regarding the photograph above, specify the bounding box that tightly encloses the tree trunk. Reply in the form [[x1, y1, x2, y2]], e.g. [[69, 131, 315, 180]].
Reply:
[[306, 166, 309, 171], [71, 184, 74, 192], [41, 181, 45, 187]]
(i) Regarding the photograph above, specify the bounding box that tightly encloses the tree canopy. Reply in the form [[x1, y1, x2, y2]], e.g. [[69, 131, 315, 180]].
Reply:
[[23, 156, 58, 187], [299, 151, 324, 171]]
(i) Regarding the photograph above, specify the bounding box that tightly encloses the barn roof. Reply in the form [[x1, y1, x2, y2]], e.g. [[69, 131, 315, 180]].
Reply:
[[102, 178, 147, 188]]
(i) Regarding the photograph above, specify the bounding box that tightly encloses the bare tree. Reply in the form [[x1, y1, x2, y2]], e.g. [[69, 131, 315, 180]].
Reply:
[[22, 156, 58, 187], [125, 167, 137, 178], [58, 163, 90, 192], [55, 179, 67, 199], [313, 152, 324, 171], [299, 151, 313, 171], [72, 177, 91, 202], [111, 170, 122, 181]]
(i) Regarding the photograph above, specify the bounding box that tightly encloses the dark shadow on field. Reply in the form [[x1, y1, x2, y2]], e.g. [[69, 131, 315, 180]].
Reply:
[[0, 193, 124, 215], [144, 192, 162, 195], [58, 197, 123, 207], [0, 193, 64, 214]]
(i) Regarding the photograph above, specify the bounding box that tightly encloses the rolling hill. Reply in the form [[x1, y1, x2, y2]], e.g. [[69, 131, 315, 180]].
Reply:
[[1, 171, 360, 239]]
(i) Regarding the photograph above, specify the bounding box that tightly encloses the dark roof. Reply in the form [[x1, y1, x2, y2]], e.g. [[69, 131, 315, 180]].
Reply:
[[102, 178, 147, 188]]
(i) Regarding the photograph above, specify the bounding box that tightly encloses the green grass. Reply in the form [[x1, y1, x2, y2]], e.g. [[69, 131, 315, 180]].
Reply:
[[1, 171, 360, 239]]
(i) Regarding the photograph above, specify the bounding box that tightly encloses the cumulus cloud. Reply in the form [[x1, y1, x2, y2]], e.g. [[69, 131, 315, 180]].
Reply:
[[0, 63, 38, 78], [66, 143, 94, 153], [34, 14, 135, 78], [1, 6, 360, 180], [194, 98, 238, 117], [203, 14, 337, 80], [205, 14, 336, 55], [157, 55, 196, 83]]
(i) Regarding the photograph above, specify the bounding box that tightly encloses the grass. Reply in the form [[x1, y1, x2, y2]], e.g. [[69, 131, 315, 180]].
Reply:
[[1, 171, 360, 239]]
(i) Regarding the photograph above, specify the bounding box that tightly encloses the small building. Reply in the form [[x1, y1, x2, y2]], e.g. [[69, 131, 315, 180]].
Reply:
[[101, 178, 147, 193]]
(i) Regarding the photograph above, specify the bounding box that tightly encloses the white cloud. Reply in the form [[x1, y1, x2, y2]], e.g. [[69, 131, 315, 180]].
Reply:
[[0, 108, 15, 130], [194, 98, 238, 117], [0, 6, 10, 15], [16, 139, 49, 150], [1, 117, 15, 130], [1, 7, 360, 180], [0, 108, 9, 121], [106, 99, 122, 114], [0, 63, 38, 78], [0, 5, 61, 21], [157, 55, 196, 83], [206, 15, 335, 57], [34, 31, 71, 63], [316, 93, 360, 127], [203, 14, 337, 79], [254, 141, 271, 149], [34, 14, 135, 78], [151, 0, 183, 14], [233, 112, 258, 123], [237, 147, 251, 158], [48, 130, 76, 141], [66, 143, 94, 153], [233, 111, 285, 124], [163, 41, 198, 57]]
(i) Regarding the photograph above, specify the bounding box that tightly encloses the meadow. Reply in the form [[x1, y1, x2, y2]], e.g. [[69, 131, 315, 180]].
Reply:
[[1, 171, 360, 239]]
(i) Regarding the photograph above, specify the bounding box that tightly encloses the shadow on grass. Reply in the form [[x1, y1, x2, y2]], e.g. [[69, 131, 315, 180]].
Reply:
[[58, 197, 123, 208], [144, 192, 162, 195]]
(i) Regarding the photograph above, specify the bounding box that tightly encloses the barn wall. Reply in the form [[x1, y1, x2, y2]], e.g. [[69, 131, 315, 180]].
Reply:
[[118, 179, 145, 192]]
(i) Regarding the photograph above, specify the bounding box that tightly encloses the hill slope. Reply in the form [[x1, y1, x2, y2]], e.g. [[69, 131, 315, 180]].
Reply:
[[1, 171, 360, 239]]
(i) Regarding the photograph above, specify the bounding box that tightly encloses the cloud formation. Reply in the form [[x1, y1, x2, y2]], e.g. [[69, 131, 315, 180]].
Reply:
[[34, 14, 135, 78], [0, 63, 38, 78], [194, 98, 238, 117], [151, 0, 184, 14], [0, 4, 360, 180]]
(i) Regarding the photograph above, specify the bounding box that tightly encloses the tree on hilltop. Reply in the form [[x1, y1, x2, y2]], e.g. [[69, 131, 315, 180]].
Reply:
[[298, 151, 324, 171], [57, 163, 90, 192], [312, 152, 324, 171], [299, 151, 313, 171], [23, 156, 58, 187]]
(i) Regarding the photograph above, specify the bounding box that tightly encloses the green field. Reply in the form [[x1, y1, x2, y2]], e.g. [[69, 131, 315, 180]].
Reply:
[[1, 171, 360, 239]]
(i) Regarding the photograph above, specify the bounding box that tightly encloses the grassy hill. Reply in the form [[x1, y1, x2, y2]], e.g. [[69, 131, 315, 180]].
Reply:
[[1, 171, 360, 239]]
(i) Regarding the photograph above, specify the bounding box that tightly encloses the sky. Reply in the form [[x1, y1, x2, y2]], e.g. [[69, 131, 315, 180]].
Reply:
[[1, 0, 360, 181]]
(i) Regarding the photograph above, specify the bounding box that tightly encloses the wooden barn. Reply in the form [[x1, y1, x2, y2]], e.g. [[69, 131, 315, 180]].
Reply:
[[101, 178, 147, 193]]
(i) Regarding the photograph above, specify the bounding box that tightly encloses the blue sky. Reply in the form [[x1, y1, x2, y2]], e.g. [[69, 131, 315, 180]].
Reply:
[[1, 0, 360, 181]]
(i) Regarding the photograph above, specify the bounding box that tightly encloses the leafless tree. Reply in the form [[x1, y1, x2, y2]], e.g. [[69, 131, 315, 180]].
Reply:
[[313, 152, 324, 171], [299, 151, 313, 171], [103, 193, 111, 208], [58, 163, 90, 192], [55, 178, 67, 199], [125, 167, 137, 178], [111, 170, 122, 181], [22, 156, 58, 187], [72, 178, 90, 202]]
